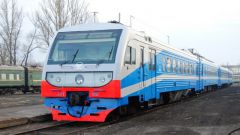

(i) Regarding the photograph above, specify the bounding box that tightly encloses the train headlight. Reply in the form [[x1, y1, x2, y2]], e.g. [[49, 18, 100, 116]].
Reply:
[[75, 74, 84, 85], [46, 73, 65, 86], [95, 72, 113, 86], [55, 77, 61, 83], [99, 76, 106, 83]]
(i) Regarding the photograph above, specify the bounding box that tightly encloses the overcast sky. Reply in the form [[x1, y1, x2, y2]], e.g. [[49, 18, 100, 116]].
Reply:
[[18, 0, 240, 65]]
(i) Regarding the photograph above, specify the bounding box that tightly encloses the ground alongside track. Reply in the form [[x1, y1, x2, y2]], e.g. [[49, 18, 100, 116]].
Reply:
[[0, 94, 43, 109], [83, 86, 240, 135], [0, 93, 49, 129]]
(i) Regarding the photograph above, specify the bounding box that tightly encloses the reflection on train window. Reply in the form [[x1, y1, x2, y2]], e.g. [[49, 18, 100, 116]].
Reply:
[[167, 57, 171, 72]]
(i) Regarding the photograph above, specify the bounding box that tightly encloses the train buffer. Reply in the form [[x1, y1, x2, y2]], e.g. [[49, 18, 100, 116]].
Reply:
[[0, 105, 50, 129]]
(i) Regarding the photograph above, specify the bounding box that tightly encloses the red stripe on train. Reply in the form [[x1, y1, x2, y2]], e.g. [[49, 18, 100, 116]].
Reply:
[[41, 80, 121, 98]]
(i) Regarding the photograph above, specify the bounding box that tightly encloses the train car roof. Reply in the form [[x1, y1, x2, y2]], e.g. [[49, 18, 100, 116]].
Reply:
[[58, 23, 214, 63], [58, 23, 127, 32], [28, 66, 42, 71], [0, 65, 24, 70]]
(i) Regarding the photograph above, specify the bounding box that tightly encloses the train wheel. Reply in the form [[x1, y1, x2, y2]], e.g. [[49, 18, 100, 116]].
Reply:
[[127, 96, 140, 114], [106, 110, 120, 122], [161, 92, 170, 104]]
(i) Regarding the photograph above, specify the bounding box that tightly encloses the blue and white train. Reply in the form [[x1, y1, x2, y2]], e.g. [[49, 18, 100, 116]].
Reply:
[[41, 22, 233, 122]]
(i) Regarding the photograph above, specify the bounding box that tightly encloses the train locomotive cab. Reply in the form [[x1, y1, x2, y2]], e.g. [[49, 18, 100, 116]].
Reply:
[[41, 23, 128, 122]]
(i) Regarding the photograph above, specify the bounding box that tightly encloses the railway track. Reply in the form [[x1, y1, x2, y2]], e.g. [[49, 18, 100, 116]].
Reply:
[[4, 88, 226, 135]]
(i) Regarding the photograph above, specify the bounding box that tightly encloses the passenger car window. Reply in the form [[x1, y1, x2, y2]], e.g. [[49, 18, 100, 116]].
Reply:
[[1, 74, 6, 80]]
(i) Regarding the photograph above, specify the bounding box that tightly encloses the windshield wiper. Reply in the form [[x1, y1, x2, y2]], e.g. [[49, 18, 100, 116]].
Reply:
[[96, 59, 105, 66], [108, 46, 114, 61], [72, 49, 79, 63]]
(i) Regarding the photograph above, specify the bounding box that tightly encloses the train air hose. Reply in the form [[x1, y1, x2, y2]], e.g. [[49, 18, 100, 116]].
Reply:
[[67, 105, 88, 118], [66, 100, 91, 118]]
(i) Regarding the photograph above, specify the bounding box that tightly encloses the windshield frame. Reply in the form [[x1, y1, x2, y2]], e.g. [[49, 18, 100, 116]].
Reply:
[[47, 29, 122, 65]]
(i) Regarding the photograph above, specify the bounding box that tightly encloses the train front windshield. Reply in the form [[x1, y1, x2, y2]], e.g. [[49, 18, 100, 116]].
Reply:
[[48, 29, 122, 65]]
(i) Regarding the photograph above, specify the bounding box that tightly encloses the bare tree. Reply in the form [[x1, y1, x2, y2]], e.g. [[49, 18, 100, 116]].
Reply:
[[32, 0, 90, 49], [21, 27, 42, 66], [0, 0, 23, 65]]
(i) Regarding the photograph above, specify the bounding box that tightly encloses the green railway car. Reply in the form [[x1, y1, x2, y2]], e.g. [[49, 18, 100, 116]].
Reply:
[[0, 66, 25, 94], [0, 66, 42, 94], [28, 67, 42, 92]]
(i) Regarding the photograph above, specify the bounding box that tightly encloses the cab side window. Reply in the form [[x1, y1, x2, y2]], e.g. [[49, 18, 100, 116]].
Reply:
[[124, 46, 131, 64], [124, 46, 136, 65]]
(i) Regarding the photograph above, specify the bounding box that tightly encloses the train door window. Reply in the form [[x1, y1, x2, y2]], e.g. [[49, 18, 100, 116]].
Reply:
[[149, 50, 156, 70], [177, 60, 180, 73], [124, 46, 136, 65], [189, 64, 191, 74], [173, 59, 176, 73], [167, 57, 171, 72], [182, 62, 184, 74], [1, 74, 6, 80], [188, 63, 190, 74], [180, 62, 183, 74], [9, 74, 14, 80], [191, 64, 193, 74], [192, 64, 194, 74], [162, 57, 166, 72], [191, 64, 194, 74], [193, 64, 195, 75], [184, 62, 187, 74], [194, 64, 196, 75], [152, 52, 156, 70], [190, 64, 193, 74], [140, 47, 144, 66]]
